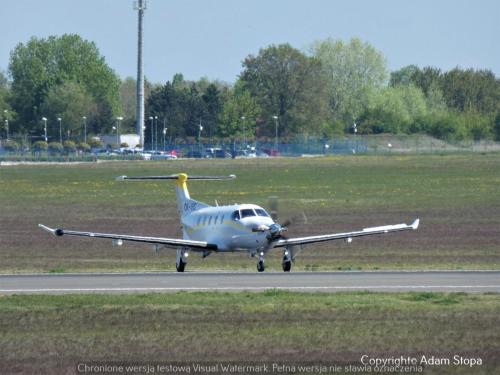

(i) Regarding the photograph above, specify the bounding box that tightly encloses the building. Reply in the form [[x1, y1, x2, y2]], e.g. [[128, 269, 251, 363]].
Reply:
[[100, 134, 141, 149]]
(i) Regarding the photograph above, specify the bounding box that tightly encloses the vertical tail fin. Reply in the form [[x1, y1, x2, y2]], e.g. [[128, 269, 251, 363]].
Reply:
[[117, 173, 235, 218], [174, 173, 209, 217]]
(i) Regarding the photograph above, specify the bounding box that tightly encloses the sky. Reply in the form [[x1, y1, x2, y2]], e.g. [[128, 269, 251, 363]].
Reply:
[[1, 0, 499, 84]]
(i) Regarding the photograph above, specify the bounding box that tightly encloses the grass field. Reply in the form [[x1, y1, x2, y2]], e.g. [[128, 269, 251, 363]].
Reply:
[[0, 291, 498, 374], [0, 154, 499, 272]]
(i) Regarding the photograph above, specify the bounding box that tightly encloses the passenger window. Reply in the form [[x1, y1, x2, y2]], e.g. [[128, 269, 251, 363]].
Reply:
[[241, 209, 255, 218], [221, 215, 225, 223], [231, 211, 240, 221], [255, 209, 270, 217], [208, 216, 212, 225], [197, 216, 201, 225], [214, 215, 218, 225], [203, 216, 207, 225]]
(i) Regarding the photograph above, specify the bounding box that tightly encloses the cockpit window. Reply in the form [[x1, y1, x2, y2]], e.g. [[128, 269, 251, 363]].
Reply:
[[255, 209, 270, 217], [231, 210, 240, 221], [240, 209, 255, 218]]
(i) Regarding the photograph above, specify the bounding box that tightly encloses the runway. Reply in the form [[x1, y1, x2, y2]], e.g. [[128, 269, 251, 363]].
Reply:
[[0, 270, 499, 294]]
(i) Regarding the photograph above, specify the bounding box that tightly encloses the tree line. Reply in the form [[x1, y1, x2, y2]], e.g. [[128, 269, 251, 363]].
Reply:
[[1, 34, 499, 149]]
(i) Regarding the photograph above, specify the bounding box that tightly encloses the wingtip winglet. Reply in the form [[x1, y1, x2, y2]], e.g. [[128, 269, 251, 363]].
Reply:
[[38, 224, 64, 236], [411, 218, 420, 230], [38, 224, 54, 233], [116, 175, 127, 181]]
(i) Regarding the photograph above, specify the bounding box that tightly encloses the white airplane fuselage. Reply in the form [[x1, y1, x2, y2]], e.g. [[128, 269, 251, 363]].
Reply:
[[181, 204, 275, 252]]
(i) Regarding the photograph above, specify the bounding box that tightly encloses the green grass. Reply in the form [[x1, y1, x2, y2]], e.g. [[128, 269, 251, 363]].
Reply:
[[0, 154, 499, 272], [0, 291, 498, 373]]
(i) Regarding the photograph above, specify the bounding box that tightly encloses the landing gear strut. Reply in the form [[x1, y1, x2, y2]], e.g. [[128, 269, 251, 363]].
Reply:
[[176, 248, 189, 272]]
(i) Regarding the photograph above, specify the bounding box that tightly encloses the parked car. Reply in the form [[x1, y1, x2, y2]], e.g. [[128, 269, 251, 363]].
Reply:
[[262, 148, 278, 157], [186, 150, 206, 158], [151, 151, 177, 160], [140, 151, 152, 160], [235, 149, 257, 158], [205, 148, 231, 158]]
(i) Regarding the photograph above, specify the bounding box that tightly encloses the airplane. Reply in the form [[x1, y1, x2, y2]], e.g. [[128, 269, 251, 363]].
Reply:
[[39, 173, 420, 272]]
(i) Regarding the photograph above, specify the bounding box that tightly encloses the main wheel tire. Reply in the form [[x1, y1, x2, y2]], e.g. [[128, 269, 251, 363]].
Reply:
[[257, 260, 265, 272], [176, 259, 186, 272], [282, 260, 291, 272]]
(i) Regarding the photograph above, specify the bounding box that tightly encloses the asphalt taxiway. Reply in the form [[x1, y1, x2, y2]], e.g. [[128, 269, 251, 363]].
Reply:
[[0, 271, 499, 294]]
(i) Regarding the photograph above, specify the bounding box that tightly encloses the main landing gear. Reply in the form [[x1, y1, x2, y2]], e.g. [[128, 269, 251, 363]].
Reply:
[[256, 249, 293, 272], [176, 248, 189, 272]]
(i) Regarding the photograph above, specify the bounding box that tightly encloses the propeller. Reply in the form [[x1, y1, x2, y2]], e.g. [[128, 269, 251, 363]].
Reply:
[[265, 196, 308, 241]]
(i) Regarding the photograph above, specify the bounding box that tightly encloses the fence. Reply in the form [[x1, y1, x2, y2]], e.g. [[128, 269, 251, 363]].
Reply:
[[1, 134, 499, 161]]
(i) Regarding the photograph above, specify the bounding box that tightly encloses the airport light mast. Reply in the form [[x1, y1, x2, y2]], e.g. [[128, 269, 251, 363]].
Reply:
[[134, 0, 147, 148]]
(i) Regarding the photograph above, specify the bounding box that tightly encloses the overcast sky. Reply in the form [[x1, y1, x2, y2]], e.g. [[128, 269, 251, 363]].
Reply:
[[1, 0, 499, 84]]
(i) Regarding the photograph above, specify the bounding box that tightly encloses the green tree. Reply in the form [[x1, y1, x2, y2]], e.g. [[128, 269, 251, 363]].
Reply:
[[494, 112, 500, 141], [40, 81, 97, 140], [0, 71, 12, 137], [359, 85, 427, 134], [77, 142, 90, 153], [240, 44, 327, 137], [147, 75, 228, 142], [9, 34, 120, 135], [312, 38, 388, 126], [4, 140, 19, 152], [390, 65, 420, 87], [440, 68, 499, 113], [32, 140, 48, 152], [218, 82, 261, 139], [63, 140, 76, 154], [48, 141, 63, 155], [201, 84, 222, 140]]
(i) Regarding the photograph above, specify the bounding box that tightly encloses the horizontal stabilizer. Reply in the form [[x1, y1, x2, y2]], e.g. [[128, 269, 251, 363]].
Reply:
[[117, 174, 235, 181]]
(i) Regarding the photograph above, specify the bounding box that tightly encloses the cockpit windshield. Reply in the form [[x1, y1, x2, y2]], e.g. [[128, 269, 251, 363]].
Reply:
[[255, 208, 270, 217], [240, 209, 255, 218], [231, 210, 240, 221]]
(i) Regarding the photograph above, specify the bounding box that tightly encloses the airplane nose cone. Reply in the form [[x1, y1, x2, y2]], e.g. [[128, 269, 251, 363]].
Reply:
[[269, 223, 281, 236]]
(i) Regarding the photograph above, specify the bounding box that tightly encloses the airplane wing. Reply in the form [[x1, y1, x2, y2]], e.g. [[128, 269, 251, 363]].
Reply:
[[273, 219, 419, 248], [38, 224, 217, 250]]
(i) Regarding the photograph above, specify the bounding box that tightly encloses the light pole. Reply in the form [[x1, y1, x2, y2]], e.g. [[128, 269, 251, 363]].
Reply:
[[273, 115, 279, 154], [149, 116, 153, 151], [115, 117, 123, 149], [42, 117, 48, 142], [154, 115, 158, 151], [240, 116, 246, 148], [352, 122, 357, 154], [57, 117, 62, 143], [3, 110, 8, 140], [112, 126, 117, 149], [82, 116, 87, 144], [198, 121, 203, 149], [163, 125, 167, 151]]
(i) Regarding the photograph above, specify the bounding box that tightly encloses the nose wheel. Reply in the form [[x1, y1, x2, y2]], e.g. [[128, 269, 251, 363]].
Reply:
[[282, 248, 292, 272], [282, 257, 292, 272], [257, 259, 265, 272], [257, 252, 265, 272]]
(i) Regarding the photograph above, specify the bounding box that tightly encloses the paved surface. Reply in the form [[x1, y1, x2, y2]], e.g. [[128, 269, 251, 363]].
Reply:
[[0, 271, 499, 294]]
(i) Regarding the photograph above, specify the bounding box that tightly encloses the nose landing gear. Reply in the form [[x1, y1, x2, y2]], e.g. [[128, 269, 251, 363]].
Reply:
[[257, 252, 265, 272], [282, 248, 292, 272]]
